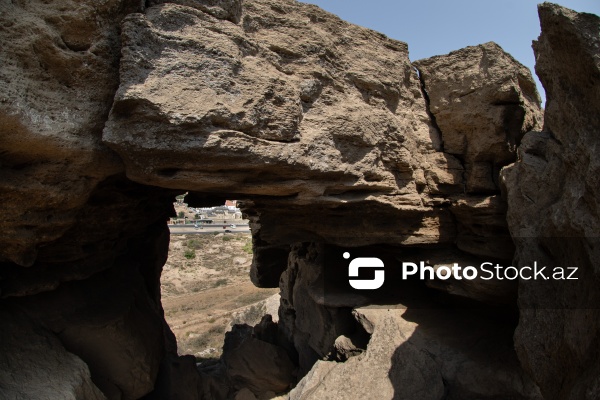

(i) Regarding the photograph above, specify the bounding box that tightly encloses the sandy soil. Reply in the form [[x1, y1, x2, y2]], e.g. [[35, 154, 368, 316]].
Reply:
[[161, 233, 279, 360]]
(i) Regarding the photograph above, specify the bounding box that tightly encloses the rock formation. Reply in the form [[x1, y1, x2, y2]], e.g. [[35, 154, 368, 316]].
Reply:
[[0, 0, 141, 267], [288, 306, 542, 400], [0, 0, 597, 399], [501, 4, 600, 400], [0, 309, 106, 400]]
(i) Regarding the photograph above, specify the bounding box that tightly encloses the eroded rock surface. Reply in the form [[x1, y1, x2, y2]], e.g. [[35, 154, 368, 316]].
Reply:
[[501, 4, 600, 400], [277, 244, 541, 400], [102, 0, 540, 293], [0, 0, 139, 266], [414, 43, 543, 262], [0, 177, 178, 399], [414, 42, 543, 194], [102, 0, 444, 238], [288, 307, 541, 400], [0, 0, 596, 399], [222, 320, 296, 396]]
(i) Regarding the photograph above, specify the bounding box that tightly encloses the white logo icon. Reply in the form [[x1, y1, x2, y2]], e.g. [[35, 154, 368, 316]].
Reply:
[[345, 252, 385, 290]]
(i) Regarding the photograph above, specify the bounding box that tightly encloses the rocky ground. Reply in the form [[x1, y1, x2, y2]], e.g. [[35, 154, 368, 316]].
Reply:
[[161, 233, 279, 361]]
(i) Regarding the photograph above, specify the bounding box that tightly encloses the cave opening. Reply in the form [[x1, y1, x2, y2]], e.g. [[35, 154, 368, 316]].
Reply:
[[160, 192, 279, 366], [144, 185, 529, 400], [0, 174, 530, 400]]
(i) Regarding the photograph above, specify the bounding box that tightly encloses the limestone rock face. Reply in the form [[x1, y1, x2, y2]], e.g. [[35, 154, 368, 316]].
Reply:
[[415, 42, 543, 194], [501, 4, 600, 400], [0, 3, 184, 396], [0, 0, 139, 266], [0, 176, 180, 399], [102, 0, 440, 213], [3, 0, 591, 399], [278, 244, 542, 400], [414, 43, 543, 262], [102, 0, 541, 290], [278, 243, 365, 376], [147, 0, 244, 23]]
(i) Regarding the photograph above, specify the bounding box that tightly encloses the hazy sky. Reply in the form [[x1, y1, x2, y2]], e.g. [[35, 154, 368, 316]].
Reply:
[[300, 1, 600, 105]]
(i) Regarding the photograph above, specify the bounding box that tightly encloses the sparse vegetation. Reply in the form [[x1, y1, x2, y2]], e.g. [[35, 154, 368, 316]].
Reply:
[[186, 239, 201, 249], [184, 249, 195, 259], [242, 240, 253, 255], [214, 278, 228, 287], [161, 233, 278, 359]]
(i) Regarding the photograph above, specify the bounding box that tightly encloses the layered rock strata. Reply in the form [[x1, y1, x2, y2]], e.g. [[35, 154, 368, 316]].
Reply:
[[0, 0, 596, 399], [102, 0, 540, 293]]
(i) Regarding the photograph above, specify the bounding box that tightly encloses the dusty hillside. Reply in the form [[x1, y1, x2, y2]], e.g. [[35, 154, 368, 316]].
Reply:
[[161, 233, 279, 360]]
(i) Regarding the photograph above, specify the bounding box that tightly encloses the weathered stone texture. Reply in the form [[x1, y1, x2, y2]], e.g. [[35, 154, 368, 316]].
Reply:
[[103, 1, 436, 202], [415, 42, 543, 194], [501, 4, 600, 400], [0, 0, 141, 266], [288, 305, 542, 400], [147, 0, 244, 23], [414, 42, 543, 262], [101, 1, 544, 300], [222, 323, 296, 396], [0, 175, 180, 399], [2, 0, 596, 399]]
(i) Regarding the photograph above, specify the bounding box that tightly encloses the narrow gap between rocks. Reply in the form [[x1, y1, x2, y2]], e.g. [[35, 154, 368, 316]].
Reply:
[[158, 192, 293, 399], [162, 195, 266, 359]]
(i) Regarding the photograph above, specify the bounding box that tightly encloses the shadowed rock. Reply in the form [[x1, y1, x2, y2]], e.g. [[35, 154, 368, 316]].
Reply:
[[501, 3, 600, 399], [288, 306, 542, 400], [2, 0, 595, 399]]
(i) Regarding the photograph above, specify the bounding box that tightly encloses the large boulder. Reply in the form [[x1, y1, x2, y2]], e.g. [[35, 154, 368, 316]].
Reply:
[[414, 42, 543, 194], [102, 0, 541, 281], [501, 3, 600, 399], [101, 0, 443, 240], [414, 42, 543, 261]]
